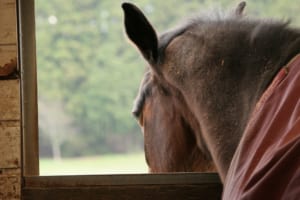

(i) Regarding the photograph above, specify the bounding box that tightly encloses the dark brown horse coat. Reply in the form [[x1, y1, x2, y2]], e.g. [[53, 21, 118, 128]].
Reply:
[[122, 2, 300, 199], [223, 54, 300, 199], [135, 70, 215, 172]]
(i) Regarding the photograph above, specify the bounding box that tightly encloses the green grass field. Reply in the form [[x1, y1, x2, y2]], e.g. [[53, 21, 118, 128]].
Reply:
[[40, 152, 148, 175]]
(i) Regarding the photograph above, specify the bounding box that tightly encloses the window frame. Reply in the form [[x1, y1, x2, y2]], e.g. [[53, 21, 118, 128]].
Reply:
[[18, 0, 39, 176], [18, 0, 222, 199]]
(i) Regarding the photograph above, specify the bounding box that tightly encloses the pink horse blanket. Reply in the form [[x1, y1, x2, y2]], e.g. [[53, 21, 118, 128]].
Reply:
[[223, 54, 300, 200]]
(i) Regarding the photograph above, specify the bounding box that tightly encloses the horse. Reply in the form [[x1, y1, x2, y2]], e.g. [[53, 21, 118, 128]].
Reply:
[[132, 68, 215, 172], [131, 2, 247, 174], [122, 1, 300, 199]]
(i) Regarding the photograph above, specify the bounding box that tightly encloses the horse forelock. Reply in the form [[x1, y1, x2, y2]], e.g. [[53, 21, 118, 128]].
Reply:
[[132, 70, 152, 119], [132, 68, 172, 120]]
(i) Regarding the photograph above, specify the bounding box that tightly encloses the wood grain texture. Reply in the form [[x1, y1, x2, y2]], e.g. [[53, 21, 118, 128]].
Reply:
[[0, 0, 18, 77], [0, 80, 20, 120], [0, 1, 21, 200], [0, 0, 17, 44], [0, 45, 17, 76], [0, 45, 16, 66], [23, 184, 222, 200], [0, 121, 20, 168], [0, 169, 21, 200], [23, 174, 223, 200]]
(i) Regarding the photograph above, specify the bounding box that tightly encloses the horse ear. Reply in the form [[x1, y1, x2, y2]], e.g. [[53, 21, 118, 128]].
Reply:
[[122, 3, 158, 63], [235, 1, 246, 16]]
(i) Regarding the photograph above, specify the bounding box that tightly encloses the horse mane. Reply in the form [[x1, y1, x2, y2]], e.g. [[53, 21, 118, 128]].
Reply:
[[158, 12, 298, 64]]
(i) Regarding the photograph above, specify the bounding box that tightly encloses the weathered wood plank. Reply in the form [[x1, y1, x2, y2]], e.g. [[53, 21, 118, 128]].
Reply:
[[0, 121, 21, 168], [0, 0, 17, 44], [0, 45, 17, 76], [0, 168, 21, 175], [0, 1, 21, 200], [23, 174, 223, 200], [0, 169, 21, 200], [25, 173, 221, 187], [0, 80, 20, 120], [0, 0, 15, 4], [23, 184, 222, 200], [0, 45, 16, 66]]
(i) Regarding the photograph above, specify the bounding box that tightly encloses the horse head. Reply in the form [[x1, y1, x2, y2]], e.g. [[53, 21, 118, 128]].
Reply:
[[123, 2, 300, 182], [132, 68, 215, 172]]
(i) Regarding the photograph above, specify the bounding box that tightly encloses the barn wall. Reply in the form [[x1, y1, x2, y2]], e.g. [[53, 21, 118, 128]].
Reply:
[[0, 0, 21, 199]]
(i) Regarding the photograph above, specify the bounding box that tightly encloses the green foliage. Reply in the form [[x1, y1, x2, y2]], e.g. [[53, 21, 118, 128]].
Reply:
[[36, 0, 300, 157], [36, 0, 146, 157]]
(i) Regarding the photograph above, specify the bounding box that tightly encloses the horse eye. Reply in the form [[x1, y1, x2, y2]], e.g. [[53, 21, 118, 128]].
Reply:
[[132, 99, 144, 120], [132, 108, 140, 119]]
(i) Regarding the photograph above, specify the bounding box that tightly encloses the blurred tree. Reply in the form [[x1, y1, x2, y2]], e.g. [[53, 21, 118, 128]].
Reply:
[[39, 98, 78, 160]]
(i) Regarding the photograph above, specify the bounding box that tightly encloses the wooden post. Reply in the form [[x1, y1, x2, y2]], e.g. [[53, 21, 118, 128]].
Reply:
[[0, 0, 21, 199], [18, 0, 39, 176]]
